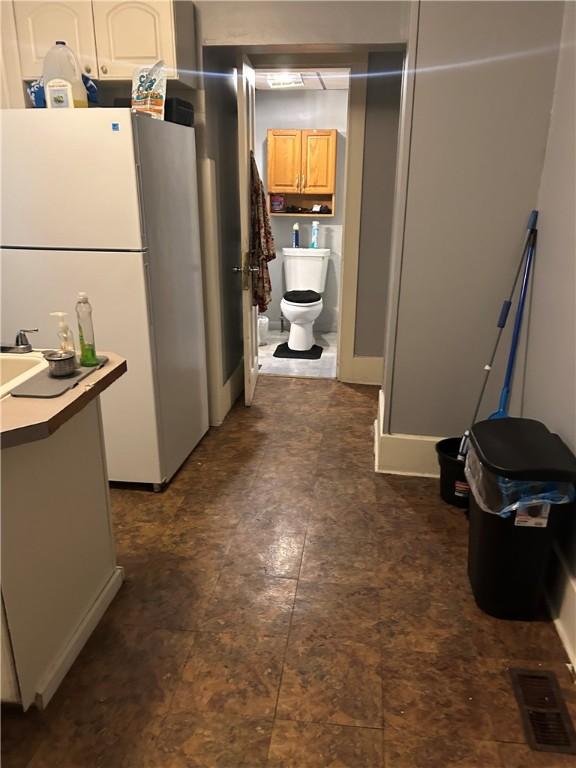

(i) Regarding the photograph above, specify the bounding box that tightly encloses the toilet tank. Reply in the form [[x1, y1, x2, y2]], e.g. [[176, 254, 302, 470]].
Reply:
[[282, 248, 330, 293]]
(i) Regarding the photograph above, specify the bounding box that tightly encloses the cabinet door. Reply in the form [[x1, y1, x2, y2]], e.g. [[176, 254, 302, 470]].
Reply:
[[92, 1, 176, 80], [267, 129, 302, 193], [301, 129, 337, 194], [14, 1, 97, 80]]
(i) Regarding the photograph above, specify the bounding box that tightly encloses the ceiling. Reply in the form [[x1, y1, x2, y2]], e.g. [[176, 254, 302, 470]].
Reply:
[[254, 69, 350, 91]]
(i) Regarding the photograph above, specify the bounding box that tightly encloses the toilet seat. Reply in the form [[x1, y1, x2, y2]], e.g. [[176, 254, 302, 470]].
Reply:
[[283, 290, 321, 304], [282, 298, 322, 310]]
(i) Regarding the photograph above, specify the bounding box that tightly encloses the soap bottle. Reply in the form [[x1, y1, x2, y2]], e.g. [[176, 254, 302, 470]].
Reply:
[[43, 41, 87, 109], [292, 223, 300, 247], [50, 311, 77, 359], [311, 220, 320, 249], [75, 292, 98, 366]]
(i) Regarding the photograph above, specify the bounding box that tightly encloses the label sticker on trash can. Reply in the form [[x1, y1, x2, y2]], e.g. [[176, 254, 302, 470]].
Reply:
[[514, 503, 550, 528]]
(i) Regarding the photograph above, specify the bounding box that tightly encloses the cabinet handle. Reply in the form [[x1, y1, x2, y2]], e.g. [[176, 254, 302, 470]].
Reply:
[[302, 174, 306, 189], [101, 65, 108, 75], [295, 174, 299, 190], [85, 65, 92, 75]]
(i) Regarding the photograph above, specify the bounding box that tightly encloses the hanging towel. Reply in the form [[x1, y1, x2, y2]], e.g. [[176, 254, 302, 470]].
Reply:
[[250, 150, 276, 312]]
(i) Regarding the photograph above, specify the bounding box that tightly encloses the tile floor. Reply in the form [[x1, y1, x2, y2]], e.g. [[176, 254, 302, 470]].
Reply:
[[258, 330, 337, 379], [2, 377, 575, 767]]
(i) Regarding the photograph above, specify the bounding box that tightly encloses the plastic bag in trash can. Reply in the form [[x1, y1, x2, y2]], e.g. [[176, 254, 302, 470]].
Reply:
[[465, 445, 575, 518]]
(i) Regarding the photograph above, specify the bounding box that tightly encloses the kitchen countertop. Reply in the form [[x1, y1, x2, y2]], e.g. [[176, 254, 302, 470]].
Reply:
[[0, 352, 127, 449]]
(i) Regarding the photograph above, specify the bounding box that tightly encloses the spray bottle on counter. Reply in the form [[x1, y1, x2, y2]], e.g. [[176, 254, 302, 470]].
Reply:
[[50, 311, 77, 357], [75, 292, 99, 366]]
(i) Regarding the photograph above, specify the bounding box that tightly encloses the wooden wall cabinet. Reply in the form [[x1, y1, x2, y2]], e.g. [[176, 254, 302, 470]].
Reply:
[[12, 0, 195, 85], [267, 129, 301, 194], [267, 128, 337, 216], [301, 129, 336, 194]]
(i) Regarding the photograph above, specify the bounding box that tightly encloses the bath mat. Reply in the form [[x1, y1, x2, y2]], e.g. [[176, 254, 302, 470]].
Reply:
[[273, 343, 323, 360]]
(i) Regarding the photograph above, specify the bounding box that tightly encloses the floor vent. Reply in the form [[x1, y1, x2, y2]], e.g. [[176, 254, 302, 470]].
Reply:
[[510, 668, 576, 754]]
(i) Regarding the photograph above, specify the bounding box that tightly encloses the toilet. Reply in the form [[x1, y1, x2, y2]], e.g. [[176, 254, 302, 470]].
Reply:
[[280, 248, 330, 351]]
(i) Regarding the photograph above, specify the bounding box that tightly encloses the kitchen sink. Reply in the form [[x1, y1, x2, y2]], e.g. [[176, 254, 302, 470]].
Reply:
[[0, 353, 48, 398]]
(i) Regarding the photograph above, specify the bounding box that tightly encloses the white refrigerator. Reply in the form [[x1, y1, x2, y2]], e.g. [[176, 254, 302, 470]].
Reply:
[[1, 108, 209, 488]]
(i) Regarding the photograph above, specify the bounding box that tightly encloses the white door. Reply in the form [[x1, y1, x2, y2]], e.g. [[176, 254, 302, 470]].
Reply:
[[236, 58, 259, 406], [92, 1, 176, 80], [0, 109, 142, 250], [14, 1, 97, 79]]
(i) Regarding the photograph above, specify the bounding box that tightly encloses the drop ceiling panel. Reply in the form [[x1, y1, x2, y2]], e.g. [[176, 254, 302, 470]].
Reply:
[[255, 69, 349, 90]]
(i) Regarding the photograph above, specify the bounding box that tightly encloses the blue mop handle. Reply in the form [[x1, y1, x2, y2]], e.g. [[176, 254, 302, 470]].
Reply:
[[495, 210, 537, 330], [495, 229, 537, 415]]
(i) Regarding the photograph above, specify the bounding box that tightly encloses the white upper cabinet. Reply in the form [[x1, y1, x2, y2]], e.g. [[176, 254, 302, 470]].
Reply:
[[11, 1, 196, 86], [14, 1, 98, 79], [92, 1, 176, 80]]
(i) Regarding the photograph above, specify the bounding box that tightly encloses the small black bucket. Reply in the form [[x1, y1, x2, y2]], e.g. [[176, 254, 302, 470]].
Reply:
[[436, 437, 469, 509]]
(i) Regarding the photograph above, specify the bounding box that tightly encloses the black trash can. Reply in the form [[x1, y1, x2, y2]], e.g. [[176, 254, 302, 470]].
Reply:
[[436, 437, 469, 509], [466, 418, 576, 620]]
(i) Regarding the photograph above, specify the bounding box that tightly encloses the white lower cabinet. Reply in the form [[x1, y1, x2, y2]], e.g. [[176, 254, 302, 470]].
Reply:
[[1, 400, 123, 710]]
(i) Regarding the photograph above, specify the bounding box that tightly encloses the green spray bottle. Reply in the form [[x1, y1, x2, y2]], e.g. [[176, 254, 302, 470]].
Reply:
[[75, 292, 99, 366]]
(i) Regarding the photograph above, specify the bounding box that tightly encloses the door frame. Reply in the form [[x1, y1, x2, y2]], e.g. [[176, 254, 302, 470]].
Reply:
[[236, 56, 259, 405], [335, 54, 377, 384], [248, 50, 378, 384], [197, 44, 410, 424]]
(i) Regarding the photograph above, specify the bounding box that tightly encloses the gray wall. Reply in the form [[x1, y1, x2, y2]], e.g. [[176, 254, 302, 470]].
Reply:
[[196, 2, 410, 46], [203, 47, 243, 382], [355, 51, 403, 357], [387, 0, 564, 437], [254, 88, 349, 333], [521, 2, 575, 575]]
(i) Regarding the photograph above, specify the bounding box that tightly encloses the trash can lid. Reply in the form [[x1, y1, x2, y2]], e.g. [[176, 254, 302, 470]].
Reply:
[[470, 418, 576, 481]]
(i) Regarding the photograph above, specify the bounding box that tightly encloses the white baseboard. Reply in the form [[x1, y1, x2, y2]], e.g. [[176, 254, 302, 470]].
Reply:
[[374, 389, 442, 476], [547, 546, 576, 668], [338, 355, 383, 386], [35, 567, 124, 709], [375, 429, 442, 476]]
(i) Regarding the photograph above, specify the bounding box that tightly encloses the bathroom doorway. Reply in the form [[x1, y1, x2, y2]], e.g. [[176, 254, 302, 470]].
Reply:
[[252, 66, 351, 380], [201, 47, 406, 420]]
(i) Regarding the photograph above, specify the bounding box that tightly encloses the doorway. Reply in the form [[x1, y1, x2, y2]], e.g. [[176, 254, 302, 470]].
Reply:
[[252, 66, 350, 380], [197, 46, 406, 422]]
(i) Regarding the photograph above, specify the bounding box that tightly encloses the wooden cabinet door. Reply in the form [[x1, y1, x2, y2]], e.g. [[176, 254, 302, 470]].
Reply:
[[301, 129, 337, 194], [92, 1, 176, 80], [267, 129, 302, 193], [14, 1, 97, 79]]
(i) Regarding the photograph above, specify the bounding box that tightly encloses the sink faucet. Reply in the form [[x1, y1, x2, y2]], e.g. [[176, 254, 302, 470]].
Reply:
[[0, 328, 38, 353]]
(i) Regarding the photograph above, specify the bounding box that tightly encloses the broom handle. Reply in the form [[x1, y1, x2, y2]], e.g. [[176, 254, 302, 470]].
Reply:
[[470, 211, 538, 425], [458, 211, 538, 461], [495, 228, 537, 416]]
